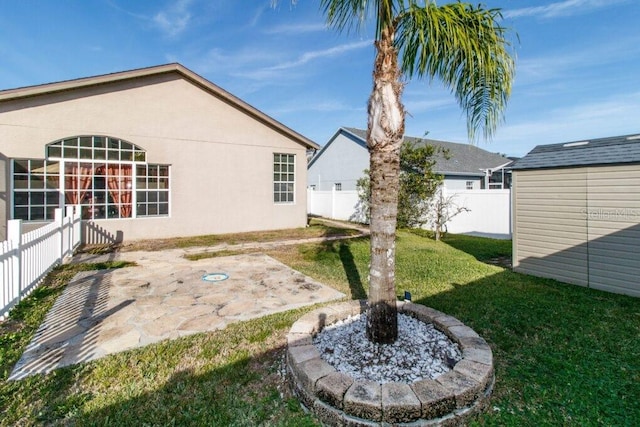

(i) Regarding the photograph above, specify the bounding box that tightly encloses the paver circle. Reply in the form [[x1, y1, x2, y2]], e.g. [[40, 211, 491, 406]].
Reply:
[[286, 300, 495, 426]]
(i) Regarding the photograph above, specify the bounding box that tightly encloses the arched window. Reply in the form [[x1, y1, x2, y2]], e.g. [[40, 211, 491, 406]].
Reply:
[[46, 136, 146, 162], [12, 136, 169, 221]]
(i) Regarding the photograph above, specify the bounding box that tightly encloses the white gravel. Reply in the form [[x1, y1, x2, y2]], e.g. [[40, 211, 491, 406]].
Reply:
[[313, 313, 461, 384]]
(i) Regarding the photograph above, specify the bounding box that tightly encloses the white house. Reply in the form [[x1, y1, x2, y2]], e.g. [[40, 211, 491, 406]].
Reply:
[[307, 127, 512, 192]]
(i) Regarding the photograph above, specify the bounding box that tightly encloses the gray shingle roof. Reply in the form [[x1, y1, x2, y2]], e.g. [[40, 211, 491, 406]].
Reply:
[[510, 134, 640, 170], [343, 127, 511, 176]]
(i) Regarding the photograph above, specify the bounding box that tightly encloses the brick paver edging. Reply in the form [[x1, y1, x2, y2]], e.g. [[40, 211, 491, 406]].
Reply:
[[286, 300, 495, 426]]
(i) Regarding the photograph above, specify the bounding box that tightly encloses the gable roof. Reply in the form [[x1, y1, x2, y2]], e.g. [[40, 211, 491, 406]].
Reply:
[[307, 127, 367, 168], [511, 134, 640, 170], [0, 63, 319, 150], [341, 127, 511, 176]]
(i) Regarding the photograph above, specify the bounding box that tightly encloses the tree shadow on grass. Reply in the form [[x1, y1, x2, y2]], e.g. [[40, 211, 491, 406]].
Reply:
[[412, 268, 640, 426], [338, 242, 366, 300], [82, 348, 317, 426], [440, 234, 512, 265], [2, 319, 322, 426], [300, 236, 368, 300]]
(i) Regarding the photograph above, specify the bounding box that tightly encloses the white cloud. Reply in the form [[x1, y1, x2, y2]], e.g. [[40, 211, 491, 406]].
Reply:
[[515, 34, 640, 88], [404, 98, 455, 114], [505, 0, 630, 19], [174, 34, 370, 84], [226, 40, 371, 83], [490, 91, 640, 155], [246, 4, 271, 28], [265, 22, 328, 34], [176, 45, 283, 81], [105, 0, 148, 20], [265, 40, 371, 71], [153, 0, 193, 37], [401, 90, 640, 157], [271, 99, 364, 114]]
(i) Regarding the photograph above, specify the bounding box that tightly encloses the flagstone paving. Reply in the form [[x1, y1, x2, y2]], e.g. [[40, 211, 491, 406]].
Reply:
[[10, 252, 345, 380]]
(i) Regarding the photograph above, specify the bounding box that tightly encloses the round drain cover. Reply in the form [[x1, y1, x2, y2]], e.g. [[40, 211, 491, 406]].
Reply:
[[202, 273, 229, 282]]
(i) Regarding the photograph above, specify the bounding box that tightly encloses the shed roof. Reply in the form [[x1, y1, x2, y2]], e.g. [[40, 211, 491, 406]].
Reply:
[[511, 134, 640, 170], [343, 127, 511, 176], [0, 63, 320, 150]]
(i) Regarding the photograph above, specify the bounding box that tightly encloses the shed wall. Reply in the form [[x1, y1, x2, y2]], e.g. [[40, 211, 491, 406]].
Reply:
[[584, 165, 640, 295], [513, 165, 640, 297], [513, 169, 589, 287]]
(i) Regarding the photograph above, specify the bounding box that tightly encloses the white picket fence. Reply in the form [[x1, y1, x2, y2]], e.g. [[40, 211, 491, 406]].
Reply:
[[1, 206, 81, 320], [307, 188, 512, 239]]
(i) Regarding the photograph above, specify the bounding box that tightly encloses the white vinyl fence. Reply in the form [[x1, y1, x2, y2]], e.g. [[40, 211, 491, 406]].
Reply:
[[440, 189, 511, 239], [307, 188, 511, 239], [307, 188, 366, 223], [1, 206, 81, 320]]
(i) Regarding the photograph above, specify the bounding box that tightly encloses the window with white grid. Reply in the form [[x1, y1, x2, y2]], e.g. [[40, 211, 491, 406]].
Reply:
[[273, 153, 295, 203]]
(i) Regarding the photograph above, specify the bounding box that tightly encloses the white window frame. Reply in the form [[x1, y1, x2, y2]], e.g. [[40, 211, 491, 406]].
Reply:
[[11, 159, 61, 222], [11, 136, 170, 221], [273, 153, 296, 204]]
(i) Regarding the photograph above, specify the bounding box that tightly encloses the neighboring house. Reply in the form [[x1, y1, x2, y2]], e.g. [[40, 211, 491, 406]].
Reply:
[[0, 63, 319, 243], [307, 127, 512, 192], [511, 134, 640, 297]]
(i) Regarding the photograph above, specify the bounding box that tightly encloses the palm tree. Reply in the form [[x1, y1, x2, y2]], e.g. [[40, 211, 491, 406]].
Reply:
[[319, 0, 515, 344]]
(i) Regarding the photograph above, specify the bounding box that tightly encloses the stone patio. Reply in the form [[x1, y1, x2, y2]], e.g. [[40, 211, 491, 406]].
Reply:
[[9, 252, 345, 380]]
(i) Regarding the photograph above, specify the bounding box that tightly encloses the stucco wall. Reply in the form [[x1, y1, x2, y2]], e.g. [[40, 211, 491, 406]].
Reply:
[[0, 72, 309, 242]]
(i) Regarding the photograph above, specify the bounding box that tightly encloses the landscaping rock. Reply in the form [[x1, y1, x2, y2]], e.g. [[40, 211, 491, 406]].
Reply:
[[286, 301, 495, 426]]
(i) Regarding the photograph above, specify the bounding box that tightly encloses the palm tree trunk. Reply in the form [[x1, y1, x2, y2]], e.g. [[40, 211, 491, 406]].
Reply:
[[366, 26, 405, 344]]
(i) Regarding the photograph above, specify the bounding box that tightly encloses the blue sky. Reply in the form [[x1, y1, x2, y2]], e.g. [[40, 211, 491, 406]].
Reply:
[[1, 0, 638, 157]]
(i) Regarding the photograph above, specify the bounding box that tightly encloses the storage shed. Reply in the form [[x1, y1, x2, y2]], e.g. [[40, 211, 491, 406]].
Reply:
[[511, 134, 640, 297]]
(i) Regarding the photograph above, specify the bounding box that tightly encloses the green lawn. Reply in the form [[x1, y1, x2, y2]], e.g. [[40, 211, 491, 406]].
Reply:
[[1, 228, 638, 426]]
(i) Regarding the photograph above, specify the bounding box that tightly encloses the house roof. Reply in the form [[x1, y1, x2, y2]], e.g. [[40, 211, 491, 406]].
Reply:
[[0, 63, 320, 151], [307, 126, 367, 169], [510, 134, 640, 170], [342, 127, 511, 176]]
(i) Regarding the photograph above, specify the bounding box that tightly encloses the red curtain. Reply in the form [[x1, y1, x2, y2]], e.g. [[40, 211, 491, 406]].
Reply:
[[65, 163, 93, 204], [107, 164, 132, 218], [121, 165, 132, 217]]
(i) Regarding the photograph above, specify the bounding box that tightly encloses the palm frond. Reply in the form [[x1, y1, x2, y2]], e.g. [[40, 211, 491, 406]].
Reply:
[[320, 0, 397, 38], [395, 2, 516, 141]]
